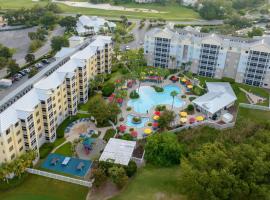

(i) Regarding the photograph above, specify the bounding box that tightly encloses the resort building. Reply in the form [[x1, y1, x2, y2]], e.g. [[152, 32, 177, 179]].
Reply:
[[76, 15, 116, 36], [0, 36, 113, 164], [192, 82, 237, 118], [99, 138, 136, 166], [144, 27, 270, 89]]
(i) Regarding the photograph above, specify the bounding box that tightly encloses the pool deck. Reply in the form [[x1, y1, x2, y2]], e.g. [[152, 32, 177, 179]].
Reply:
[[120, 79, 191, 138]]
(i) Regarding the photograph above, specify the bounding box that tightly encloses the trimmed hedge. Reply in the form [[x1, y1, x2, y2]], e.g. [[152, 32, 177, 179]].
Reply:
[[102, 82, 115, 97], [130, 90, 139, 99], [104, 129, 116, 142]]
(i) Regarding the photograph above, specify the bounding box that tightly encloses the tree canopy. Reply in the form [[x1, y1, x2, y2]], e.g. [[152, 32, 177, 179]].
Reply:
[[145, 132, 184, 166]]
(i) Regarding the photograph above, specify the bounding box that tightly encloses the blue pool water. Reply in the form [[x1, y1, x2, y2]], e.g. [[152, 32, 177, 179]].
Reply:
[[127, 85, 184, 114], [42, 153, 92, 177], [126, 114, 149, 128]]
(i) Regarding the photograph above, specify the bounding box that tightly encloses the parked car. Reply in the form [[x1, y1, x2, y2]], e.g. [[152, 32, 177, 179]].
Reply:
[[125, 46, 130, 51], [41, 59, 49, 65], [18, 71, 26, 76], [23, 68, 31, 73], [35, 63, 43, 69], [13, 74, 22, 81]]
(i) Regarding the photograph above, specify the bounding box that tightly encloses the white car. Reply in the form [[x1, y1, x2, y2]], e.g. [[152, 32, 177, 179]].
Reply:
[[125, 46, 130, 51]]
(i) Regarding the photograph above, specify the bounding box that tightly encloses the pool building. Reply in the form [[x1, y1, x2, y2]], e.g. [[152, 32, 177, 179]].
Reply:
[[192, 82, 237, 119]]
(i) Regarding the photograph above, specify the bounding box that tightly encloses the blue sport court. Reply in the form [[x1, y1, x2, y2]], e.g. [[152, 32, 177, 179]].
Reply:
[[42, 153, 92, 177]]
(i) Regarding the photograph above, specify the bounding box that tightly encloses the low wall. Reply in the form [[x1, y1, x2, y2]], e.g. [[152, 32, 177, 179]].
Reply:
[[169, 120, 235, 133], [239, 103, 270, 111], [26, 168, 92, 187]]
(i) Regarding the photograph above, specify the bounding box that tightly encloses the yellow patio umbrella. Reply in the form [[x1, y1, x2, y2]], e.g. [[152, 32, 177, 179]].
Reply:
[[187, 85, 193, 89], [181, 78, 187, 82], [180, 117, 187, 123], [144, 128, 152, 135], [180, 112, 188, 117], [153, 115, 160, 120], [195, 116, 204, 121]]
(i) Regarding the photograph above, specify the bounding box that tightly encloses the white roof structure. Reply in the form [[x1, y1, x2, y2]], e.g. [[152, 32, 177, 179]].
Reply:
[[99, 138, 136, 166], [192, 82, 237, 115], [76, 15, 116, 35], [54, 47, 76, 59]]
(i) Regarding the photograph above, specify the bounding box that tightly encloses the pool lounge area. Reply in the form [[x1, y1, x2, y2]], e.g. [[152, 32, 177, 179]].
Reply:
[[126, 114, 149, 128], [42, 153, 92, 177]]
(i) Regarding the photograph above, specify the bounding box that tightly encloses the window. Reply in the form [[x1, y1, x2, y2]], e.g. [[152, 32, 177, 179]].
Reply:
[[18, 138, 22, 144], [15, 122, 19, 127], [9, 145, 14, 152], [11, 153, 15, 160], [6, 129, 10, 135], [7, 137, 12, 144], [19, 146, 24, 151], [36, 111, 39, 117]]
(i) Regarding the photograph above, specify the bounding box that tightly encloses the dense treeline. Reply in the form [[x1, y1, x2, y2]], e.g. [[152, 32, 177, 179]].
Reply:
[[198, 0, 267, 20], [3, 3, 61, 26], [144, 115, 270, 200]]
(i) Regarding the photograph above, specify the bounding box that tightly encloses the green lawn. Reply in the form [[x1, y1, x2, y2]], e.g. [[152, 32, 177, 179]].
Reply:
[[111, 165, 185, 200], [237, 107, 270, 124], [0, 174, 88, 200], [0, 0, 200, 21], [54, 142, 73, 157]]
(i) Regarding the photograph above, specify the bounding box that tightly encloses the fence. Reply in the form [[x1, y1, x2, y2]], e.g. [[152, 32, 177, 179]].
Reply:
[[239, 103, 270, 111], [169, 120, 235, 133], [26, 168, 92, 187]]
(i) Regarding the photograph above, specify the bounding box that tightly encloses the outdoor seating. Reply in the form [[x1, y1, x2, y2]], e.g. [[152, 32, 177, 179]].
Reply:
[[76, 162, 85, 171], [50, 158, 59, 166]]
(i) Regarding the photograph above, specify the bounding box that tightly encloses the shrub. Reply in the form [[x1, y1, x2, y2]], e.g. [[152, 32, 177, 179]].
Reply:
[[124, 160, 137, 177], [104, 129, 116, 142], [92, 168, 107, 188], [29, 40, 43, 52], [189, 97, 196, 101], [148, 122, 152, 126], [129, 128, 134, 132], [155, 105, 166, 111], [151, 85, 164, 93], [108, 166, 128, 188], [39, 143, 54, 159], [130, 90, 139, 99], [187, 104, 194, 112], [126, 107, 132, 111], [181, 95, 186, 98], [132, 116, 141, 123], [119, 117, 124, 122], [121, 134, 133, 141], [102, 83, 115, 97]]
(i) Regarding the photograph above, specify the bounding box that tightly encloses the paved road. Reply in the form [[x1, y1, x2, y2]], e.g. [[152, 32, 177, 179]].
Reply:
[[120, 21, 149, 50]]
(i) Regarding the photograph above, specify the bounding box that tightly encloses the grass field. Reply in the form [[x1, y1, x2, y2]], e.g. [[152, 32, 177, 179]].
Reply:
[[111, 165, 186, 200], [0, 0, 200, 21], [54, 142, 73, 156], [0, 174, 88, 200]]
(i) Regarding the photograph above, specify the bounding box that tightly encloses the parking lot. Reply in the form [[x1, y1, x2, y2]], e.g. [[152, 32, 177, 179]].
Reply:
[[0, 58, 56, 100]]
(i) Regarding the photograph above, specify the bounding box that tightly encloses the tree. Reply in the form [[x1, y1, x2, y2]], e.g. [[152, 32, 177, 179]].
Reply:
[[170, 90, 178, 109], [7, 60, 20, 76], [108, 166, 128, 188], [92, 168, 107, 187], [102, 82, 115, 97], [124, 160, 137, 177], [145, 132, 184, 166], [25, 53, 35, 63], [179, 141, 270, 200], [40, 11, 58, 29], [225, 15, 252, 29], [158, 109, 175, 130], [59, 16, 77, 32], [199, 0, 226, 20], [51, 36, 69, 52], [88, 95, 120, 126], [248, 27, 264, 38]]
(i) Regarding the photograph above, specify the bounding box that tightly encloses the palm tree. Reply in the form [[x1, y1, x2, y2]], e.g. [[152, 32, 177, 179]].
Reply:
[[170, 90, 178, 109]]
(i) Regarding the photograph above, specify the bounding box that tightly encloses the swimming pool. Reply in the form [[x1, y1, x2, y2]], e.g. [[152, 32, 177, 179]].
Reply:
[[127, 85, 184, 114], [126, 114, 149, 128], [42, 153, 92, 177]]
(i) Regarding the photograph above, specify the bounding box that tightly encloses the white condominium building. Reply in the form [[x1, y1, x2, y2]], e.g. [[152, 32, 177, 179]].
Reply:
[[76, 15, 116, 36], [0, 36, 113, 164], [144, 28, 270, 88]]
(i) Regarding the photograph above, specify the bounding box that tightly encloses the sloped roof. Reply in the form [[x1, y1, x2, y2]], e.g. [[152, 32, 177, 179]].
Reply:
[[99, 138, 136, 166], [192, 82, 237, 114]]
